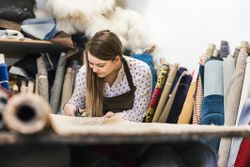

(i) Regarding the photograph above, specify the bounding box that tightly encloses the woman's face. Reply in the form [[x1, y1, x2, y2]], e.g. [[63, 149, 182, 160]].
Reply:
[[87, 52, 120, 78]]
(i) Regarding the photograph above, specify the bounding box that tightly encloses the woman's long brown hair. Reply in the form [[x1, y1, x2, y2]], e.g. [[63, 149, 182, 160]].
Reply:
[[85, 30, 123, 117]]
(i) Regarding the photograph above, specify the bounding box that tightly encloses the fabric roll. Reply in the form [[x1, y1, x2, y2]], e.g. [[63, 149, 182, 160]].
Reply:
[[145, 64, 169, 122], [221, 57, 250, 166], [158, 71, 188, 123], [203, 58, 224, 97], [222, 55, 236, 114], [219, 40, 230, 58], [4, 94, 52, 134], [0, 53, 10, 92], [50, 49, 77, 113], [192, 71, 203, 124], [36, 56, 49, 101], [238, 99, 250, 131], [169, 67, 187, 94], [199, 65, 205, 92], [71, 60, 81, 90], [201, 58, 224, 151], [236, 57, 250, 125], [218, 56, 236, 167], [235, 123, 250, 167], [167, 74, 192, 123], [35, 74, 39, 94], [152, 64, 179, 122], [201, 95, 224, 151], [0, 63, 10, 92], [233, 48, 241, 64], [27, 80, 34, 93], [60, 67, 73, 113], [50, 53, 67, 113], [228, 99, 250, 167], [131, 53, 156, 92], [177, 81, 196, 124], [226, 50, 248, 167]]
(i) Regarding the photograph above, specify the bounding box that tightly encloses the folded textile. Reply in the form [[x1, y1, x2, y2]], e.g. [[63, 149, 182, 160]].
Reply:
[[21, 17, 58, 40], [0, 19, 21, 31]]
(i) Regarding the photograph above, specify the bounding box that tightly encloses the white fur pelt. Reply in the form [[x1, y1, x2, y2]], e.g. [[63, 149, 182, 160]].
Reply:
[[46, 0, 155, 53]]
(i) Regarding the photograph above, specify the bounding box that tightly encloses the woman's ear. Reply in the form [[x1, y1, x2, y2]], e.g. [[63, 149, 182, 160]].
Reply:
[[114, 55, 121, 63]]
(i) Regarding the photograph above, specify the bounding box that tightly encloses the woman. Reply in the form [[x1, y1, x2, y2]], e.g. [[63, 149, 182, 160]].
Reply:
[[64, 30, 152, 122], [63, 30, 217, 167]]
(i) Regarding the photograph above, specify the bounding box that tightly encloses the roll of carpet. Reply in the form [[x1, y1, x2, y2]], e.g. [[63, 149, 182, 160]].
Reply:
[[4, 94, 52, 134]]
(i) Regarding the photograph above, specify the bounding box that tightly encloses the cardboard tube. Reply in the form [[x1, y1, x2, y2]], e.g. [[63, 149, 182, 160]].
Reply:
[[4, 94, 52, 134]]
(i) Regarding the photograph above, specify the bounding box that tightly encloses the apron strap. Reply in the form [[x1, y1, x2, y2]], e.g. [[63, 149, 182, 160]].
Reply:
[[121, 57, 135, 90]]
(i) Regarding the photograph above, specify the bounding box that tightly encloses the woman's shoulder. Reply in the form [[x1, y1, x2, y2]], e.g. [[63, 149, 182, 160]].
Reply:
[[78, 65, 86, 74], [75, 65, 87, 79], [123, 56, 151, 74]]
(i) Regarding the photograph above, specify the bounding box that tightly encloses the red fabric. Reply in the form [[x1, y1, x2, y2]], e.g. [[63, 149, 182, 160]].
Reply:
[[235, 123, 250, 167], [149, 88, 162, 107]]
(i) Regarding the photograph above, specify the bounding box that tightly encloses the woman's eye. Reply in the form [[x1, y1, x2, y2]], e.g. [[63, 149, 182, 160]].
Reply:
[[97, 64, 105, 68]]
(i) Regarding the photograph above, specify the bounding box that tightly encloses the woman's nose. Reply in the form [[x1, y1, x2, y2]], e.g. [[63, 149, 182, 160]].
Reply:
[[92, 66, 99, 73]]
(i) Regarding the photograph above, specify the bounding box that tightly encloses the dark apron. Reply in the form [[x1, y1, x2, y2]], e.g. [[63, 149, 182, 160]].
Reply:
[[103, 57, 136, 114], [77, 59, 145, 166]]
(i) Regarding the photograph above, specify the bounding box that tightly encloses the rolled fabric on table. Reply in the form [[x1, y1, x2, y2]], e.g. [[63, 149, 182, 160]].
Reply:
[[4, 94, 52, 134]]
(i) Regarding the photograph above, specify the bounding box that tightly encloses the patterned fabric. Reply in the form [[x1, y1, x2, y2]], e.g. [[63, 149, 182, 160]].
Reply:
[[152, 64, 179, 122], [68, 56, 152, 122], [145, 64, 169, 122], [158, 71, 188, 123], [193, 73, 203, 124]]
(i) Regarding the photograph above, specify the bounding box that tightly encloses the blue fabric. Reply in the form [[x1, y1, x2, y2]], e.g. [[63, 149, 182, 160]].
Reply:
[[0, 63, 10, 91], [131, 53, 156, 92], [199, 65, 204, 92], [238, 98, 250, 126], [167, 74, 192, 123], [219, 40, 230, 58], [204, 59, 224, 97], [169, 67, 187, 94], [201, 95, 224, 151], [21, 17, 58, 40]]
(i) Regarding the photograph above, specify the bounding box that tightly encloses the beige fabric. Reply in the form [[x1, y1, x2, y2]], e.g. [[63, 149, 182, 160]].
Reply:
[[218, 50, 247, 167], [158, 71, 188, 123], [37, 56, 49, 101], [49, 114, 250, 137], [60, 67, 73, 113], [152, 64, 179, 122], [177, 82, 196, 124]]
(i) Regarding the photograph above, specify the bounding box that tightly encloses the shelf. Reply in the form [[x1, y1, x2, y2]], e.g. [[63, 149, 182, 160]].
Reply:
[[0, 39, 71, 54], [0, 131, 201, 145]]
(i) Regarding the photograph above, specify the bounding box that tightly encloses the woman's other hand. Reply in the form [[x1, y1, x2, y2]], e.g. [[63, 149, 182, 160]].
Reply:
[[63, 103, 77, 116], [103, 111, 116, 118]]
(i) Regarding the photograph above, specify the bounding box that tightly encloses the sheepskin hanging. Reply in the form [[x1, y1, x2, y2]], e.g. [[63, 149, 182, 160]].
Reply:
[[46, 0, 155, 53]]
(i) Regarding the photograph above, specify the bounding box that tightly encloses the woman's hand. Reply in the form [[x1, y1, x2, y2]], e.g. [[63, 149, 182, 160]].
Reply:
[[103, 111, 116, 118], [63, 103, 77, 116]]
